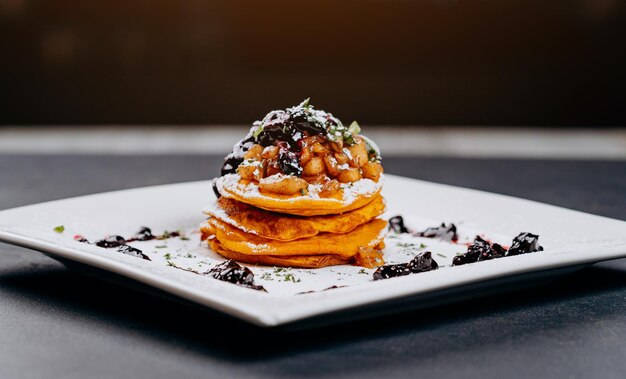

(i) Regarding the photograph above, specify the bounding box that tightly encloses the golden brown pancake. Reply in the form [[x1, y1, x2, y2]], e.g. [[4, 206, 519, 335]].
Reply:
[[215, 174, 384, 216], [207, 238, 353, 268], [204, 195, 386, 241], [202, 217, 387, 257], [206, 237, 385, 268]]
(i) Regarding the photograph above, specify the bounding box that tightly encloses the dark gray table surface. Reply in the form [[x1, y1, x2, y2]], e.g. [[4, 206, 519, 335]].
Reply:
[[1, 155, 626, 379]]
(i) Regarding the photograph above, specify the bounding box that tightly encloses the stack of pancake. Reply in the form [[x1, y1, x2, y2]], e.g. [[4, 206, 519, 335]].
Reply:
[[200, 175, 388, 268]]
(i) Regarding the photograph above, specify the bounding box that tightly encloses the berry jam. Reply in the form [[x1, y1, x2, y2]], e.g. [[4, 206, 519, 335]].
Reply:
[[157, 230, 180, 239], [289, 111, 326, 136], [297, 285, 346, 295], [257, 123, 289, 147], [95, 235, 126, 248], [80, 227, 184, 262], [414, 223, 458, 242], [207, 260, 265, 291], [74, 235, 89, 243], [212, 180, 221, 198], [277, 145, 303, 176], [387, 217, 458, 243], [453, 236, 506, 266], [388, 215, 410, 234], [221, 156, 244, 176], [373, 251, 439, 280], [373, 262, 412, 279], [507, 232, 544, 256], [127, 226, 155, 242], [221, 135, 256, 176], [453, 233, 542, 266], [117, 245, 151, 261]]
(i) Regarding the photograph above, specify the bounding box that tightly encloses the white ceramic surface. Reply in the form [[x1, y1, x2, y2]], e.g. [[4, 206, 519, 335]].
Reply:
[[1, 174, 626, 327]]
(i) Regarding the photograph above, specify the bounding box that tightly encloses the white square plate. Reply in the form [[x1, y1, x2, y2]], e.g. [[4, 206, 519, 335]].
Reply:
[[1, 174, 626, 327]]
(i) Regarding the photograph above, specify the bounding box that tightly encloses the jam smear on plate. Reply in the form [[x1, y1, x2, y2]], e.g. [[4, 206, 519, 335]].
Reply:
[[74, 235, 89, 243], [95, 235, 126, 248], [116, 245, 151, 260], [75, 227, 184, 262], [507, 232, 544, 256], [207, 260, 266, 291], [167, 260, 265, 291], [388, 216, 458, 242], [452, 235, 506, 266], [414, 223, 458, 242], [91, 235, 151, 261], [297, 285, 347, 295], [127, 226, 155, 242], [388, 216, 410, 234], [373, 251, 439, 280], [453, 233, 543, 266]]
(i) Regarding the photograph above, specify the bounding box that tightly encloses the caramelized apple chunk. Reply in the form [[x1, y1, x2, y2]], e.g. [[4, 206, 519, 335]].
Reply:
[[337, 167, 362, 183], [237, 160, 263, 181], [243, 144, 264, 160], [346, 137, 368, 167], [361, 161, 383, 181], [302, 156, 325, 176], [258, 175, 308, 196]]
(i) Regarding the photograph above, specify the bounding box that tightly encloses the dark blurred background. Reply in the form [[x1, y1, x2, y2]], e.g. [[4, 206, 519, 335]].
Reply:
[[1, 0, 625, 126]]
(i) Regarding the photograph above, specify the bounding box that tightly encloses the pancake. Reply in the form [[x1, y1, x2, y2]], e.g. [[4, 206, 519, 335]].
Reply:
[[204, 195, 386, 241], [202, 100, 388, 269], [207, 238, 353, 268], [206, 235, 385, 268], [202, 218, 387, 257], [215, 173, 384, 216]]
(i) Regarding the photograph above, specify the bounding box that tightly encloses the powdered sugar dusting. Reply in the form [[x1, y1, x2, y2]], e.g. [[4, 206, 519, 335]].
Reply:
[[260, 173, 288, 185], [374, 222, 389, 244], [340, 176, 383, 204], [203, 203, 257, 235], [216, 173, 384, 206]]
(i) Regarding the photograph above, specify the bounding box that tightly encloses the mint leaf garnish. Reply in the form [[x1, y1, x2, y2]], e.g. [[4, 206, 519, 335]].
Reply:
[[252, 124, 264, 138], [299, 98, 310, 108], [347, 121, 361, 135]]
